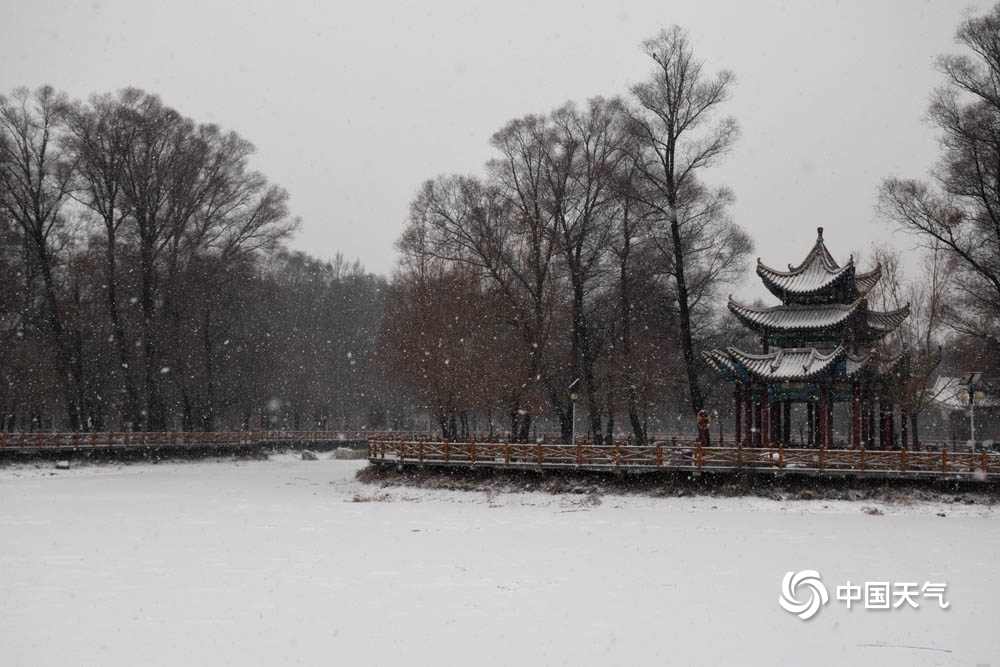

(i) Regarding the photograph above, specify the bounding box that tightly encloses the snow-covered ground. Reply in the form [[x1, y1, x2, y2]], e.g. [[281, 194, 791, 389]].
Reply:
[[1, 455, 996, 666]]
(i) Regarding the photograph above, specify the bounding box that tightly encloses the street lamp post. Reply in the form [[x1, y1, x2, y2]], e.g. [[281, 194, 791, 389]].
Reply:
[[963, 372, 983, 451], [568, 378, 580, 445]]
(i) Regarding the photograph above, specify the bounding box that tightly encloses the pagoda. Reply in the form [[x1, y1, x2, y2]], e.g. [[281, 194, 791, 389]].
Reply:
[[702, 228, 910, 449]]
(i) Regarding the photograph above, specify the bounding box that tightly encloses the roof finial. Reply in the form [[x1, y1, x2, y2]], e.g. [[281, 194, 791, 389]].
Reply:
[[817, 226, 824, 240]]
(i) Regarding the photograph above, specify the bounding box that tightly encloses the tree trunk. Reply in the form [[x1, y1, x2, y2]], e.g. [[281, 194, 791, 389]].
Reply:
[[105, 233, 141, 425], [669, 208, 703, 414], [36, 245, 83, 430], [201, 308, 216, 431], [139, 241, 165, 430]]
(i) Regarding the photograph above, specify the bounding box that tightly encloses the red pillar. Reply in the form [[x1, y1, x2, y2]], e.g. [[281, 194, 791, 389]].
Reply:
[[867, 398, 876, 448], [852, 381, 861, 448], [818, 384, 828, 448], [782, 400, 791, 445], [888, 401, 896, 449], [806, 402, 814, 446], [744, 383, 753, 446], [861, 393, 869, 447], [761, 384, 770, 447], [734, 384, 742, 446], [879, 397, 887, 449], [827, 390, 834, 448], [769, 400, 779, 445]]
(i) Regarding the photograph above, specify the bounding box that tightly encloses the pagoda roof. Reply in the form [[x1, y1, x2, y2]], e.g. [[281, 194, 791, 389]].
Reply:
[[867, 306, 912, 335], [854, 267, 882, 295], [729, 298, 863, 332], [702, 345, 873, 383], [728, 297, 910, 339], [702, 349, 741, 382], [756, 227, 881, 300]]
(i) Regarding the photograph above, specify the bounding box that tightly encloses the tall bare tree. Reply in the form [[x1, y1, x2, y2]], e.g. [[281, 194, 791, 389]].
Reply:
[[65, 90, 143, 426], [627, 26, 747, 415], [547, 97, 627, 443], [0, 86, 89, 428]]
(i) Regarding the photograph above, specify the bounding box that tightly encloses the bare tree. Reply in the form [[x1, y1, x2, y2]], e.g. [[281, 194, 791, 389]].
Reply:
[[402, 171, 554, 441], [65, 90, 143, 426], [868, 245, 952, 446], [547, 97, 627, 443], [879, 4, 1000, 353], [626, 26, 746, 415], [0, 86, 90, 429]]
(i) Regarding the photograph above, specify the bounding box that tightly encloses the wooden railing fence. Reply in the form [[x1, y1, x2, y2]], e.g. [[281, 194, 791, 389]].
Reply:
[[368, 439, 999, 476]]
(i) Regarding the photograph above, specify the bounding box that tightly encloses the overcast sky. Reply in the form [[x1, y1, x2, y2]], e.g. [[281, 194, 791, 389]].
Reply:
[[2, 0, 993, 295]]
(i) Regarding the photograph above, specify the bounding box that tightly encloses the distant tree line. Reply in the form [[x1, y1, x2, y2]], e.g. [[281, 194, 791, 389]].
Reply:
[[384, 27, 753, 445], [0, 87, 388, 432]]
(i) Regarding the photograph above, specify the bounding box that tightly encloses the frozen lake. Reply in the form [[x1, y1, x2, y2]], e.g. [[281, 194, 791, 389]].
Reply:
[[1, 456, 997, 666]]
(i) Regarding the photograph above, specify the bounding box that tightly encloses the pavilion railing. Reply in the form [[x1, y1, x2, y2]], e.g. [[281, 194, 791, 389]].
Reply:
[[367, 439, 999, 476], [0, 430, 371, 451]]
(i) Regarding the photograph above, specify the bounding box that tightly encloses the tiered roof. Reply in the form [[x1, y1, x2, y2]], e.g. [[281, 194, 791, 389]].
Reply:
[[728, 298, 910, 347], [756, 228, 882, 303], [703, 228, 908, 384]]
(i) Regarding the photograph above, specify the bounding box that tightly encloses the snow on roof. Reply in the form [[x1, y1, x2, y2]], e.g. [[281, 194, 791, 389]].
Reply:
[[727, 297, 909, 337], [756, 227, 881, 298]]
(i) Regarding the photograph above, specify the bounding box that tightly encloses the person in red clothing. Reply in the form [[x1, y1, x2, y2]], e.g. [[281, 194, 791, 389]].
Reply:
[[697, 409, 712, 447]]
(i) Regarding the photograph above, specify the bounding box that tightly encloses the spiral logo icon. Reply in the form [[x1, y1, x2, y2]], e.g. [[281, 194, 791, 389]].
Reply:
[[779, 570, 829, 620]]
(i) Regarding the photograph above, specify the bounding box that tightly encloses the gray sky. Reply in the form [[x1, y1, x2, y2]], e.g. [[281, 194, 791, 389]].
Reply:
[[2, 0, 992, 294]]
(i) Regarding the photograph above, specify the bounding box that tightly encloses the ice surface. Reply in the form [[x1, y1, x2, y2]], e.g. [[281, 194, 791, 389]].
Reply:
[[0, 456, 996, 666]]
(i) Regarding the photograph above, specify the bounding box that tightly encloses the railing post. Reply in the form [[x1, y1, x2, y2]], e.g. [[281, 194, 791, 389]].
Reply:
[[818, 446, 824, 470], [470, 440, 476, 464], [537, 442, 542, 465], [860, 447, 866, 471], [656, 443, 663, 467], [418, 440, 424, 464], [695, 442, 703, 467], [615, 443, 621, 467], [444, 440, 450, 463], [577, 443, 582, 466], [737, 441, 743, 468], [778, 443, 784, 469], [983, 450, 989, 473], [941, 449, 947, 473], [901, 448, 907, 472], [504, 440, 510, 465]]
